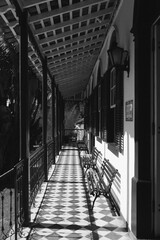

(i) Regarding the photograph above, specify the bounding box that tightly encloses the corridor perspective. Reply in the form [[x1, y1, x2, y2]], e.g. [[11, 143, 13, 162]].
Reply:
[[28, 144, 131, 240]]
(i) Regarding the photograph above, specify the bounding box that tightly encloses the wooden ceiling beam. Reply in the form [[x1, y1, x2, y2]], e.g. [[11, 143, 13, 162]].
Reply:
[[36, 12, 109, 44], [56, 73, 91, 81], [51, 59, 93, 72], [47, 44, 100, 63], [60, 85, 85, 95], [28, 0, 108, 22], [46, 39, 103, 58], [2, 0, 119, 98], [48, 54, 97, 69], [56, 70, 92, 81], [21, 0, 50, 9], [41, 28, 105, 52], [59, 84, 86, 90], [49, 59, 91, 70], [33, 12, 109, 36], [51, 62, 93, 75]]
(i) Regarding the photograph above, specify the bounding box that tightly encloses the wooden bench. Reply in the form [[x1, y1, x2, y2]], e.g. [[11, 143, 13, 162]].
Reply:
[[77, 140, 89, 153], [86, 158, 118, 211], [80, 146, 102, 176]]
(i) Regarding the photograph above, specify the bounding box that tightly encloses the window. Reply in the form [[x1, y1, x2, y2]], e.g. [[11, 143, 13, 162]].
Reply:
[[98, 84, 102, 138], [84, 98, 89, 130], [101, 70, 112, 142], [101, 68, 124, 153], [110, 67, 116, 108], [114, 70, 124, 153], [97, 63, 102, 138], [91, 87, 99, 136], [108, 69, 124, 153], [84, 57, 124, 153]]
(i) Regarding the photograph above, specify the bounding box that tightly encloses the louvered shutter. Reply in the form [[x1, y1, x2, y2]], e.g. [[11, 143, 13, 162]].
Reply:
[[106, 70, 114, 142], [101, 73, 107, 140], [89, 95, 92, 131], [90, 87, 98, 136], [94, 86, 99, 136], [84, 98, 89, 130], [101, 70, 114, 142], [115, 70, 124, 152], [91, 92, 94, 132], [98, 84, 102, 138], [97, 63, 102, 138]]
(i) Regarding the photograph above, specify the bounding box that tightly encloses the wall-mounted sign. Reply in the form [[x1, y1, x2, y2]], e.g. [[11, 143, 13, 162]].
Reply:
[[125, 100, 133, 121]]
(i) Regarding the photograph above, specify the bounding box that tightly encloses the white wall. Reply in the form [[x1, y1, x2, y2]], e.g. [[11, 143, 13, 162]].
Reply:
[[89, 0, 135, 230]]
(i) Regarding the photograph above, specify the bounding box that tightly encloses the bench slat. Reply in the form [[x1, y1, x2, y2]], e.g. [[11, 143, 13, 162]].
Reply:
[[102, 159, 117, 187], [77, 140, 89, 153], [86, 158, 118, 211], [80, 147, 101, 176], [87, 169, 98, 195]]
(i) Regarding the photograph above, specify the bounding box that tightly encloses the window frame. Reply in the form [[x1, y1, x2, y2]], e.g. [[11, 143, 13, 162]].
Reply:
[[110, 67, 116, 109]]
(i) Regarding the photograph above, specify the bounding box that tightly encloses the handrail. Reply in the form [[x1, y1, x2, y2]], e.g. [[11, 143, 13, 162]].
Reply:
[[64, 128, 86, 143], [47, 139, 54, 169], [0, 159, 25, 240], [30, 145, 44, 158], [65, 128, 85, 130], [0, 167, 14, 179], [30, 145, 45, 206], [0, 140, 55, 239], [14, 159, 25, 240], [0, 167, 15, 240]]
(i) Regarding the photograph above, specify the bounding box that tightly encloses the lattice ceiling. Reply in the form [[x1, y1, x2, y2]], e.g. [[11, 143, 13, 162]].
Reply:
[[0, 0, 120, 99]]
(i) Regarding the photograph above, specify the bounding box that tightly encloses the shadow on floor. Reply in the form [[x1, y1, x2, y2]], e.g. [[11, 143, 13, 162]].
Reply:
[[27, 144, 130, 240]]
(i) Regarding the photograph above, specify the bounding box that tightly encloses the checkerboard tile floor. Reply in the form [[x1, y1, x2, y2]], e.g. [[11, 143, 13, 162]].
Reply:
[[28, 145, 131, 240]]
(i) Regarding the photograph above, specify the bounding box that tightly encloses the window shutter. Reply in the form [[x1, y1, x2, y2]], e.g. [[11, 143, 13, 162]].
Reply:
[[91, 93, 94, 132], [106, 70, 114, 142], [95, 86, 99, 136], [115, 70, 124, 152], [101, 70, 114, 142], [84, 98, 89, 130], [97, 65, 102, 138], [92, 87, 99, 136], [101, 74, 107, 140], [89, 95, 92, 131], [98, 84, 102, 138]]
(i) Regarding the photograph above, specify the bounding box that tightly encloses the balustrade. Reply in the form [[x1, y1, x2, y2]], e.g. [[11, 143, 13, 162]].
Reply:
[[0, 141, 54, 239], [47, 140, 54, 170], [0, 160, 24, 240]]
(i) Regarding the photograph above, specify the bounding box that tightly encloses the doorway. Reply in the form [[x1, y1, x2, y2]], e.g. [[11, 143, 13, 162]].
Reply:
[[152, 18, 160, 237]]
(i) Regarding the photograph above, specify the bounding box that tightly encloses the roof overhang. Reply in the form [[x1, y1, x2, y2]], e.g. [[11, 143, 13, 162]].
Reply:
[[0, 0, 120, 99]]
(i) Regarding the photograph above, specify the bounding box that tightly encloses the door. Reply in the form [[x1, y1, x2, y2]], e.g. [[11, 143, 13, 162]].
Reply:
[[152, 19, 160, 237]]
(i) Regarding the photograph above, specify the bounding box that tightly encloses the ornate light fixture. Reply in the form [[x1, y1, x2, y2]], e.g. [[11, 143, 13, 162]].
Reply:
[[107, 42, 129, 77]]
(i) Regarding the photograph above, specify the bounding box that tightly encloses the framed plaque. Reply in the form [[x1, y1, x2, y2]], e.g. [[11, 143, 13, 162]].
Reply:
[[125, 100, 133, 121]]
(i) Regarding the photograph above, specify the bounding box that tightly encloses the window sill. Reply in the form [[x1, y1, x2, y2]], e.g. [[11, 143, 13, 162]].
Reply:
[[108, 143, 119, 157], [96, 136, 102, 143]]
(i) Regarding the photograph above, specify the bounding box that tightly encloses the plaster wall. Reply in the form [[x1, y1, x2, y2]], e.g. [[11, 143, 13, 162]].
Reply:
[[91, 0, 135, 230]]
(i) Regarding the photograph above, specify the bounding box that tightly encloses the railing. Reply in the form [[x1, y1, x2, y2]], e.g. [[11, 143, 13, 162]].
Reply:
[[47, 139, 54, 169], [0, 159, 24, 240], [0, 140, 55, 239], [14, 160, 25, 239], [0, 168, 15, 240], [64, 128, 85, 143], [30, 145, 45, 206]]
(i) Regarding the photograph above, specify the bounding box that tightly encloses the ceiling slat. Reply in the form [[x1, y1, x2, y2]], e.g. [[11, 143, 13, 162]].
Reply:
[[0, 0, 120, 99], [41, 28, 105, 52], [28, 0, 108, 22], [33, 10, 109, 36]]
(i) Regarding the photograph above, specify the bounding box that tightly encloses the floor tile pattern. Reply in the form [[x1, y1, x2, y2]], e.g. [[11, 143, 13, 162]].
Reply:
[[29, 145, 131, 240]]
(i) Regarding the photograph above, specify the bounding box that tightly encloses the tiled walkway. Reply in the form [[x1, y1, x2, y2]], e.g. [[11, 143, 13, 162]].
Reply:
[[28, 144, 131, 240]]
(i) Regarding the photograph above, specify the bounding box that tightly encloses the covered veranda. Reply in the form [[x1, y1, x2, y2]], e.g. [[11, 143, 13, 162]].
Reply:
[[26, 143, 129, 240], [0, 0, 133, 240]]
